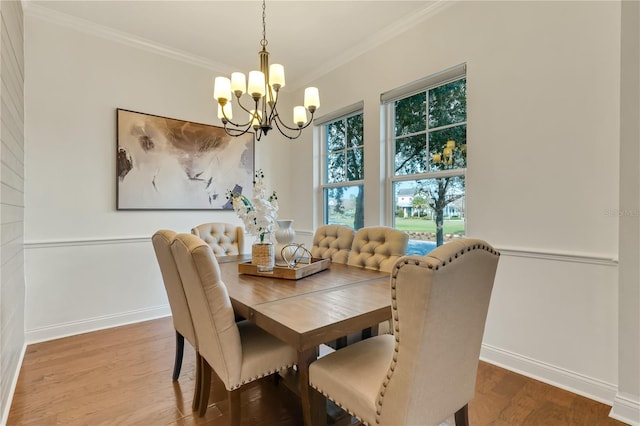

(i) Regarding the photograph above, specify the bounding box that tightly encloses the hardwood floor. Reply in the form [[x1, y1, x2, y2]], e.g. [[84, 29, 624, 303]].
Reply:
[[8, 317, 625, 426]]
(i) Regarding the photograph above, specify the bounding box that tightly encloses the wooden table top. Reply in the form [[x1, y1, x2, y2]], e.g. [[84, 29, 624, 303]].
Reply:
[[253, 279, 391, 350], [217, 260, 391, 333]]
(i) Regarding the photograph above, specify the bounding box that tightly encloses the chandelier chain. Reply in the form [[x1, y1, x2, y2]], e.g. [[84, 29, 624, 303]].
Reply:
[[261, 0, 268, 48]]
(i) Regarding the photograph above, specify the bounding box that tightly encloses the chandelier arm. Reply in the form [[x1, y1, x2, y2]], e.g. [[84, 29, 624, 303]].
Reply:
[[220, 96, 261, 129], [222, 123, 254, 138], [272, 110, 316, 132], [265, 94, 279, 125], [271, 117, 302, 140], [221, 114, 253, 128], [235, 95, 259, 117], [267, 88, 279, 115]]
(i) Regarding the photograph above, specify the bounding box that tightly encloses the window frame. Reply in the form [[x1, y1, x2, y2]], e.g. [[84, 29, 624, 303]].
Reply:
[[382, 64, 467, 235], [317, 103, 365, 227]]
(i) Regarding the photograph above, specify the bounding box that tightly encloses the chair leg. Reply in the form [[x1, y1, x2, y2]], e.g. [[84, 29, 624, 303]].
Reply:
[[454, 404, 469, 426], [335, 336, 348, 349], [192, 352, 202, 412], [361, 327, 373, 340], [173, 331, 185, 381], [198, 357, 212, 417], [229, 388, 241, 426]]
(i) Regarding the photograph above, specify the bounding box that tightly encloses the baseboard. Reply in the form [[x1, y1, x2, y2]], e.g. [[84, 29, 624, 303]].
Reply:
[[610, 392, 640, 426], [1, 343, 27, 426], [480, 343, 618, 406], [25, 305, 171, 344]]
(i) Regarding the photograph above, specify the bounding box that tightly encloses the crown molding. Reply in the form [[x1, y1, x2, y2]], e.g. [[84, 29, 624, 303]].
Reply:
[[23, 2, 236, 75], [291, 0, 459, 89], [24, 1, 457, 92]]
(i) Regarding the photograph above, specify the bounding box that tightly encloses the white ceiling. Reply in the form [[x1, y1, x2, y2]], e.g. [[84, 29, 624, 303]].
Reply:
[[26, 0, 443, 89]]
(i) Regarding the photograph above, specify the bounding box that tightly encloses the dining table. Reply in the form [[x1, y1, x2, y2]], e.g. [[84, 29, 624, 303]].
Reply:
[[215, 254, 392, 426]]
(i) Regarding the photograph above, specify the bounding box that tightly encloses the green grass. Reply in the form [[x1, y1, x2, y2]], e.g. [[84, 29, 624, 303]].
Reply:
[[327, 215, 465, 235], [394, 217, 465, 234]]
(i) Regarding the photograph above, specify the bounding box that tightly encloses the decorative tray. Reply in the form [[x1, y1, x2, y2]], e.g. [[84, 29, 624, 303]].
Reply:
[[238, 257, 330, 280]]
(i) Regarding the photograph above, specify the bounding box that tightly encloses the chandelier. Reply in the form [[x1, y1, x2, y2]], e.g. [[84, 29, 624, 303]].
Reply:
[[212, 0, 320, 141]]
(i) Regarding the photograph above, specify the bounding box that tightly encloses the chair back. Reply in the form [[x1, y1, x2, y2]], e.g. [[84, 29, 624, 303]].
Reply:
[[347, 226, 409, 272], [191, 222, 244, 256], [171, 233, 243, 390], [151, 230, 197, 348], [311, 224, 355, 264], [377, 239, 500, 425]]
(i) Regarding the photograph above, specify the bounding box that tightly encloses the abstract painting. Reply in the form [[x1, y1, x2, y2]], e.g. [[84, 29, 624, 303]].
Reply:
[[116, 109, 254, 210]]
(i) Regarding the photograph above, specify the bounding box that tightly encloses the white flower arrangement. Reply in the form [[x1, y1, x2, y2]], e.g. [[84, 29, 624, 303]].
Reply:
[[226, 169, 278, 243]]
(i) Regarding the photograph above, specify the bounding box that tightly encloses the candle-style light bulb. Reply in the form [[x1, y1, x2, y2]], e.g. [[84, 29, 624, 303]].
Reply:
[[304, 87, 320, 112], [269, 64, 285, 90], [231, 72, 246, 97], [213, 77, 231, 102], [248, 71, 266, 99], [293, 106, 307, 127]]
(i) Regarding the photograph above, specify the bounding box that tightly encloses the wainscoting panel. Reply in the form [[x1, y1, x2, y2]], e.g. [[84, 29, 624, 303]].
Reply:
[[481, 249, 619, 407], [24, 233, 622, 414], [24, 237, 170, 343], [300, 228, 620, 405]]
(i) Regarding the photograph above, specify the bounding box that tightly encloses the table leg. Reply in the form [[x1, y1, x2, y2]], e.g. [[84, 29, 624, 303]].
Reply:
[[298, 347, 326, 426]]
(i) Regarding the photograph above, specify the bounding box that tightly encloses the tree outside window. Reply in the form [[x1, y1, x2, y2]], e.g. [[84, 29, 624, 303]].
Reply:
[[390, 78, 466, 252], [323, 112, 364, 229]]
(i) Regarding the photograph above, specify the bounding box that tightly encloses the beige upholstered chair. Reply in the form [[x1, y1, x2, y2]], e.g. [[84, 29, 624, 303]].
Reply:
[[309, 239, 500, 426], [151, 230, 202, 411], [170, 233, 298, 421], [344, 226, 409, 340], [310, 224, 355, 264], [347, 226, 409, 273], [191, 222, 244, 256]]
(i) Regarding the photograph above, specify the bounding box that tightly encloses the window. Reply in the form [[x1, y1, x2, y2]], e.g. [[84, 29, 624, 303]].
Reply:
[[320, 108, 364, 229], [383, 65, 467, 255]]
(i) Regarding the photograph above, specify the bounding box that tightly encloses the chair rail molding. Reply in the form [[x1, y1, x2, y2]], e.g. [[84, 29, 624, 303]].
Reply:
[[294, 230, 618, 267], [24, 236, 152, 249], [496, 246, 617, 266]]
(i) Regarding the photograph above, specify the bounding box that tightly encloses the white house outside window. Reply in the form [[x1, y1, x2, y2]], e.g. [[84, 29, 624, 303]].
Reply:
[[383, 64, 467, 255]]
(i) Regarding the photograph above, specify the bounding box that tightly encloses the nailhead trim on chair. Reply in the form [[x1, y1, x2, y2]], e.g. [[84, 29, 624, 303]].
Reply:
[[310, 384, 371, 426], [375, 241, 500, 424], [229, 363, 296, 390]]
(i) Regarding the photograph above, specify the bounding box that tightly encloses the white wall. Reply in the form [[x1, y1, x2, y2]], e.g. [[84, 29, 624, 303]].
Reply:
[[21, 1, 638, 423], [287, 0, 634, 420], [0, 0, 26, 423], [22, 12, 292, 342]]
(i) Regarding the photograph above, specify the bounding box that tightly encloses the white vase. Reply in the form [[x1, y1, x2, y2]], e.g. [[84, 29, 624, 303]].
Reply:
[[275, 220, 296, 264], [275, 220, 296, 244]]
